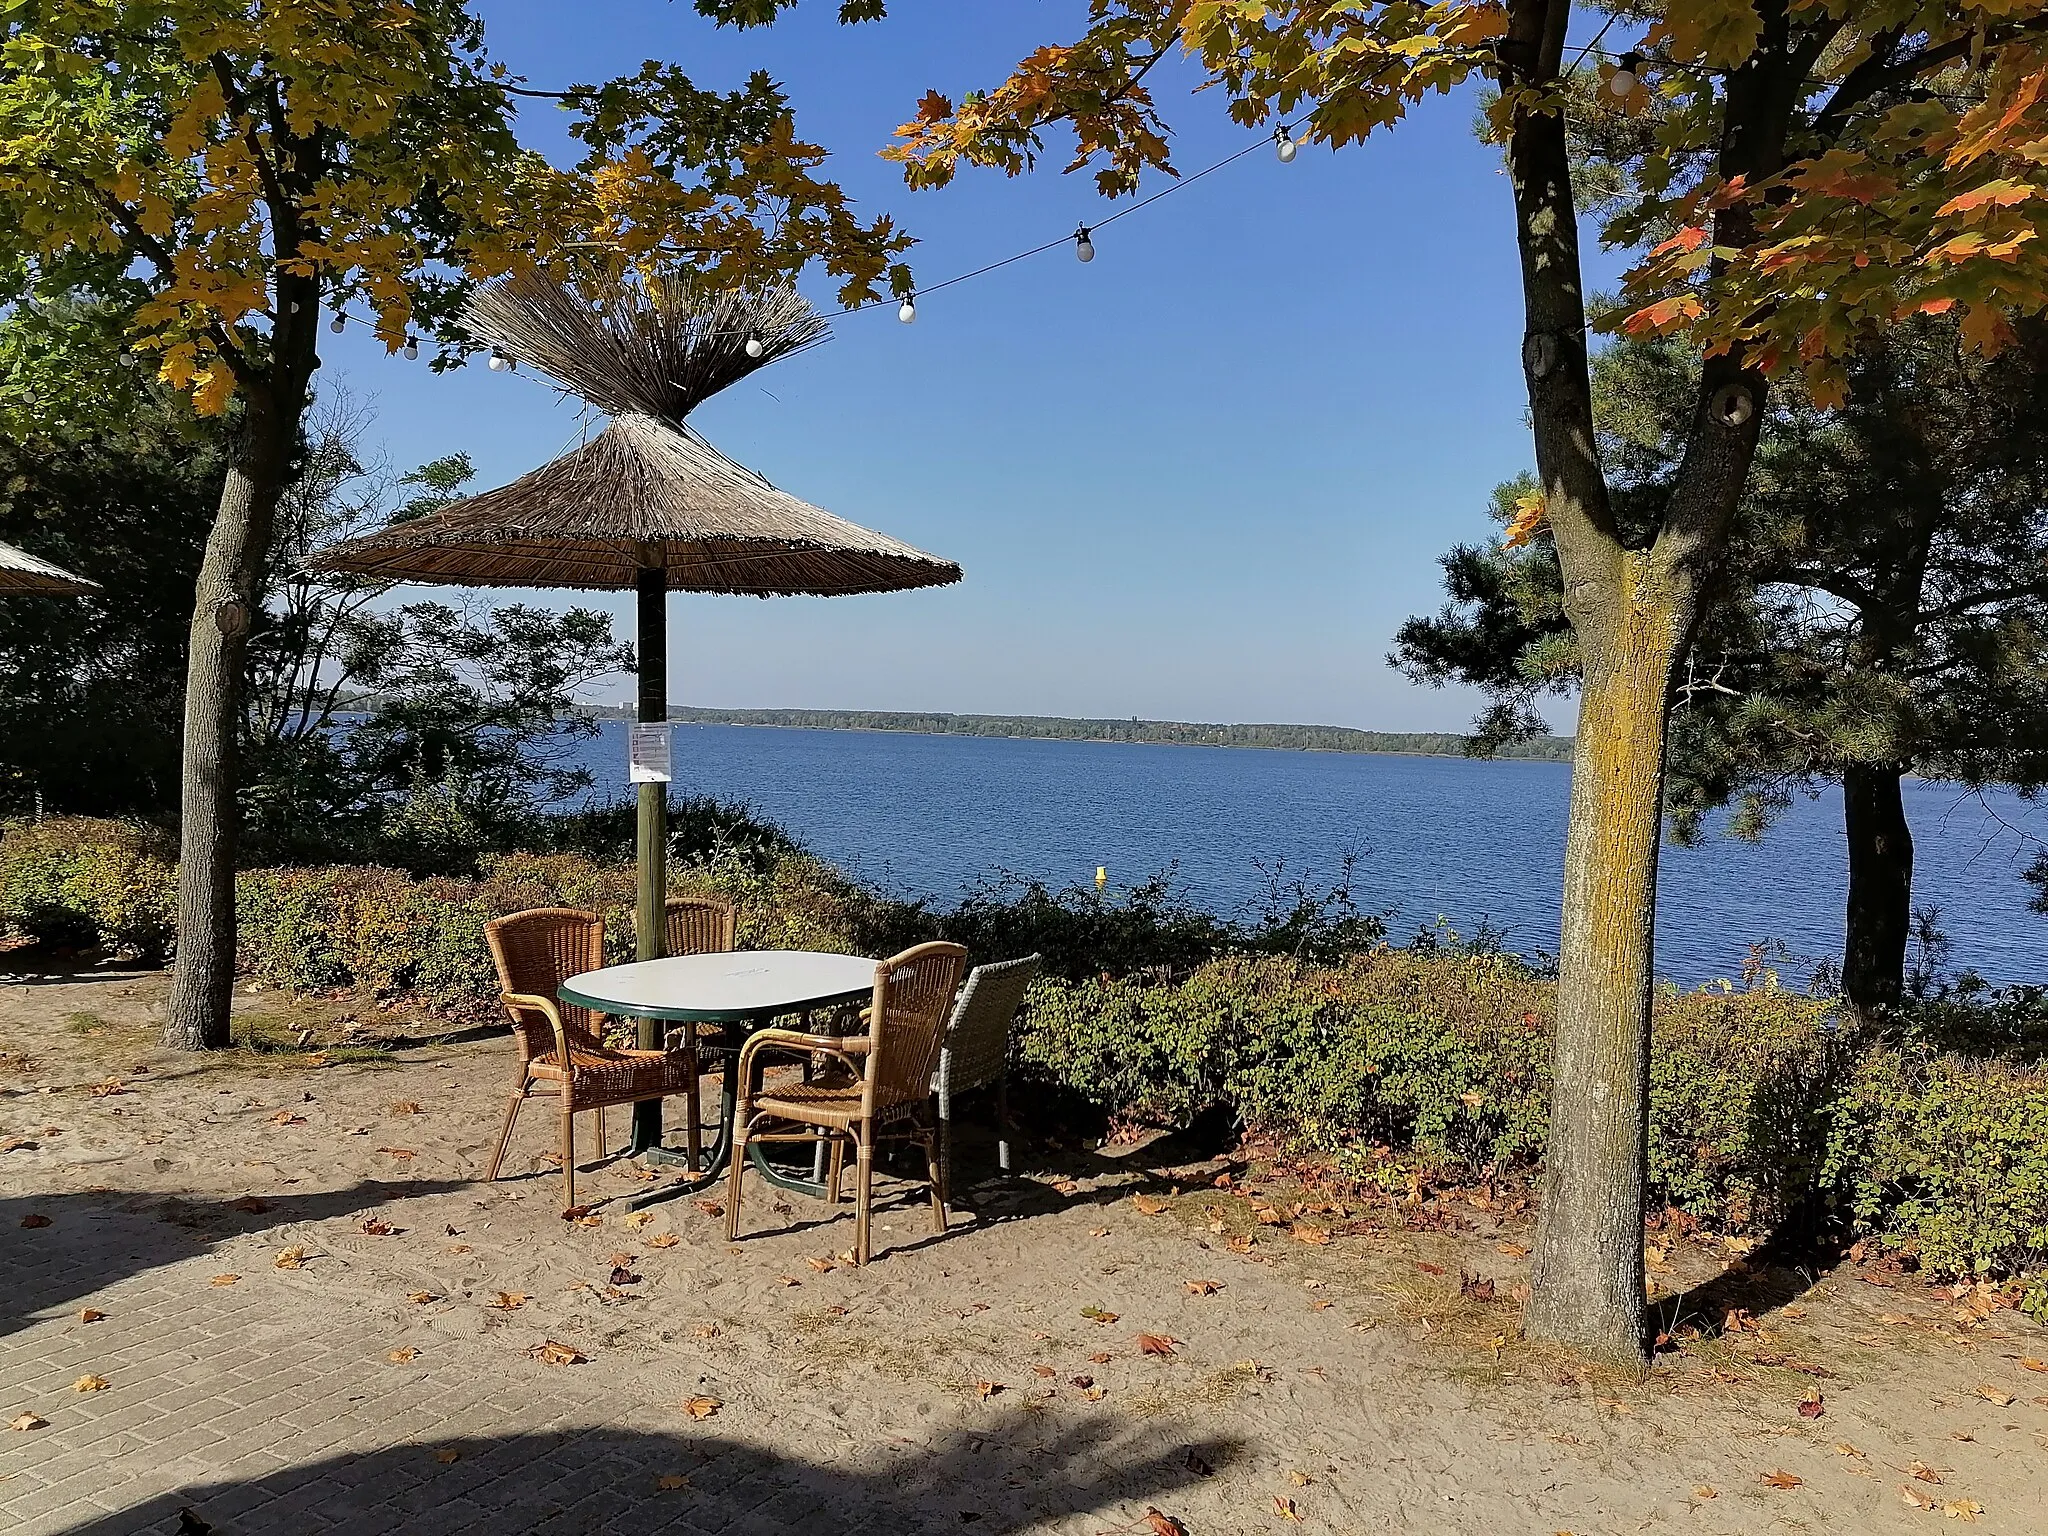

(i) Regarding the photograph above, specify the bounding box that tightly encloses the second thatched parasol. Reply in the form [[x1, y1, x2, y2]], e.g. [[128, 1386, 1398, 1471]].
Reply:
[[310, 268, 960, 1159], [0, 538, 100, 597]]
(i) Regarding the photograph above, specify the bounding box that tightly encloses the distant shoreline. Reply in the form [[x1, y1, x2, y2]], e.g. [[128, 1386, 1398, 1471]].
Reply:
[[572, 705, 1576, 763]]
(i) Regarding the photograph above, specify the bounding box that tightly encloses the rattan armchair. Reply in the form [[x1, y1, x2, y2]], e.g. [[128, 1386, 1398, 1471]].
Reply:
[[935, 954, 1041, 1194], [663, 893, 737, 958], [482, 908, 700, 1212], [726, 941, 967, 1263]]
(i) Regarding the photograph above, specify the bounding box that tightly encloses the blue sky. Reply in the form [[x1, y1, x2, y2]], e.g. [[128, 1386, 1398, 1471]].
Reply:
[[320, 1, 1621, 731]]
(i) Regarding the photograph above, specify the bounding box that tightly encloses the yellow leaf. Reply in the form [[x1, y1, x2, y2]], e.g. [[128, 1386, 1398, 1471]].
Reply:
[[10, 1412, 47, 1431], [72, 1374, 109, 1393], [388, 1347, 420, 1363], [683, 1395, 721, 1420], [1502, 491, 1548, 549], [655, 1473, 691, 1491]]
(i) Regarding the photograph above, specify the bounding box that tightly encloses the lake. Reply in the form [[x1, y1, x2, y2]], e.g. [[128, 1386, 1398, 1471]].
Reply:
[[570, 720, 2048, 988]]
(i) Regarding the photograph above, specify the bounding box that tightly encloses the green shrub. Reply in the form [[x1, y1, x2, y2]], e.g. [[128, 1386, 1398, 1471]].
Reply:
[[0, 817, 177, 959]]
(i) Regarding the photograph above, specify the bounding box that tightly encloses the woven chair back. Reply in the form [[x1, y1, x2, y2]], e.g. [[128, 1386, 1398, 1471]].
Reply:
[[485, 908, 605, 1061], [663, 894, 737, 957], [866, 942, 967, 1114], [938, 954, 1041, 1095]]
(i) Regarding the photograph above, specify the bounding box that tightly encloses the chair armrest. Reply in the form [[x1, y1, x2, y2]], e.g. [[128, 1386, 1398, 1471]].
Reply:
[[736, 1028, 872, 1077], [500, 992, 571, 1063]]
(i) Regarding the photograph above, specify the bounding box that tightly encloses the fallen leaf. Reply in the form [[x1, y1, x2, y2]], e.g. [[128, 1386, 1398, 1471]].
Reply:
[[273, 1246, 307, 1270], [1088, 1351, 1112, 1365], [1081, 1306, 1119, 1324], [435, 1448, 460, 1465], [1082, 1385, 1107, 1401], [648, 1232, 681, 1249], [690, 1323, 719, 1340], [1031, 1364, 1056, 1379], [209, 1274, 240, 1287], [1137, 1333, 1178, 1356], [72, 1374, 109, 1393], [774, 1275, 801, 1288], [20, 1213, 51, 1229], [360, 1218, 400, 1236], [683, 1395, 721, 1420], [1973, 1384, 2015, 1407], [1496, 1241, 1530, 1259], [1274, 1494, 1302, 1520], [389, 1100, 422, 1115], [1692, 1485, 1717, 1499], [490, 1292, 528, 1311], [1144, 1511, 1188, 1536], [1943, 1499, 1984, 1521], [1227, 1235, 1258, 1255], [1053, 1179, 1080, 1195], [1798, 1391, 1826, 1419], [806, 1256, 835, 1273], [407, 1291, 439, 1305], [9, 1412, 46, 1431], [78, 1308, 105, 1323], [1185, 1279, 1223, 1296], [229, 1196, 270, 1214], [1133, 1194, 1170, 1215], [1069, 1374, 1094, 1389], [975, 1381, 1004, 1400], [1291, 1224, 1332, 1246], [375, 1146, 417, 1160], [388, 1347, 420, 1363], [1090, 1226, 1111, 1237], [656, 1474, 691, 1491], [2020, 1357, 2047, 1373], [1908, 1461, 1945, 1484], [1760, 1469, 1802, 1489], [1834, 1443, 1865, 1458], [1286, 1469, 1313, 1487], [1901, 1484, 1937, 1511], [267, 1109, 304, 1126], [1415, 1260, 1446, 1275], [610, 1266, 642, 1287], [690, 1199, 723, 1218], [530, 1339, 586, 1366]]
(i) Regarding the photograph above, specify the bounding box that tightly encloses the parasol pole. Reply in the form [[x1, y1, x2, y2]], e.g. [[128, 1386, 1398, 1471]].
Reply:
[[630, 544, 669, 1154]]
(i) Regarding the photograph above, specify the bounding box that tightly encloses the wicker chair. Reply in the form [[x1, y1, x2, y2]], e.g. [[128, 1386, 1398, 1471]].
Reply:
[[726, 941, 967, 1263], [935, 954, 1041, 1193], [482, 908, 700, 1212], [663, 893, 737, 958]]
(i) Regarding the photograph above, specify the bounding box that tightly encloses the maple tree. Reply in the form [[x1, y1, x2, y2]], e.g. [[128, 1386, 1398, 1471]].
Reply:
[[0, 1, 911, 1049], [874, 0, 2048, 1363]]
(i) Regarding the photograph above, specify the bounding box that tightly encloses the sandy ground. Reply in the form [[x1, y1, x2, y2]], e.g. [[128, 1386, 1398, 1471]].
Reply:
[[3, 957, 2047, 1534]]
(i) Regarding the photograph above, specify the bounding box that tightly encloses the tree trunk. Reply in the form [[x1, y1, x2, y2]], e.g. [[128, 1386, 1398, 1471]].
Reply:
[[1840, 763, 1912, 1023], [164, 389, 293, 1050], [1524, 561, 1689, 1367]]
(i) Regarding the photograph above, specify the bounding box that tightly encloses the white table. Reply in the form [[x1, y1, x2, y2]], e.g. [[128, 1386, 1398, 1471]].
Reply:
[[559, 951, 877, 1200]]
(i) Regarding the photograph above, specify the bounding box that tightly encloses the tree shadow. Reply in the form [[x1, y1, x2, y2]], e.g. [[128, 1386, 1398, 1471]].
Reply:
[[47, 1421, 1241, 1535], [2, 1182, 471, 1337]]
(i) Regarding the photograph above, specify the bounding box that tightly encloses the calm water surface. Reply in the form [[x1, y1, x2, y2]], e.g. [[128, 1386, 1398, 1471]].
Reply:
[[572, 721, 2048, 988]]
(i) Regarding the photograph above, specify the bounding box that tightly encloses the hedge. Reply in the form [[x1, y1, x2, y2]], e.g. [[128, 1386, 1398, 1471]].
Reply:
[[4, 816, 2044, 1315]]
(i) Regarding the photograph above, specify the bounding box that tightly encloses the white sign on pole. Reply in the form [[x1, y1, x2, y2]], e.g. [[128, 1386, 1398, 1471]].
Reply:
[[628, 723, 673, 784]]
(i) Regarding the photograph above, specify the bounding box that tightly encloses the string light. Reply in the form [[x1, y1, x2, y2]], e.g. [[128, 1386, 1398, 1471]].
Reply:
[[744, 334, 765, 358], [487, 350, 510, 371], [1073, 224, 1095, 263], [402, 335, 419, 360], [898, 296, 917, 324], [1275, 127, 1298, 163], [330, 312, 346, 333], [1608, 50, 1644, 96]]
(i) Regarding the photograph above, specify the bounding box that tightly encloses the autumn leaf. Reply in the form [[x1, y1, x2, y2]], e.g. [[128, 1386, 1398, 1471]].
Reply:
[[1760, 1469, 1802, 1489], [690, 1323, 719, 1340], [1291, 1224, 1331, 1246], [268, 1109, 304, 1126], [1143, 1511, 1188, 1536], [690, 1200, 723, 1219], [375, 1147, 417, 1160], [1798, 1390, 1825, 1419], [388, 1347, 420, 1363], [1274, 1493, 1303, 1519], [1902, 1484, 1937, 1511], [1415, 1261, 1446, 1275], [1031, 1364, 1056, 1378], [1908, 1461, 1946, 1485], [407, 1291, 439, 1305], [1132, 1194, 1170, 1215], [360, 1218, 400, 1236], [20, 1213, 51, 1229], [655, 1473, 692, 1491], [274, 1246, 308, 1270], [1081, 1306, 1119, 1324], [806, 1256, 835, 1273], [624, 1210, 657, 1229], [1088, 1351, 1112, 1364], [230, 1196, 270, 1214], [1497, 1241, 1530, 1259], [72, 1374, 109, 1392], [1691, 1485, 1717, 1499], [210, 1274, 240, 1287], [1972, 1384, 2015, 1406], [490, 1291, 528, 1311], [648, 1232, 681, 1249], [683, 1395, 722, 1420], [78, 1308, 105, 1323], [974, 1380, 1004, 1400], [1137, 1333, 1178, 1356], [1943, 1499, 1984, 1521], [2021, 1357, 2048, 1373], [530, 1339, 586, 1366], [435, 1448, 460, 1465], [774, 1275, 801, 1288], [389, 1100, 422, 1115], [1185, 1279, 1223, 1296], [1502, 490, 1549, 550], [9, 1411, 46, 1431]]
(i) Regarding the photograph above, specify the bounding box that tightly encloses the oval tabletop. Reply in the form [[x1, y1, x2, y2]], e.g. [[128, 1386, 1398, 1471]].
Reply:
[[558, 951, 877, 1023]]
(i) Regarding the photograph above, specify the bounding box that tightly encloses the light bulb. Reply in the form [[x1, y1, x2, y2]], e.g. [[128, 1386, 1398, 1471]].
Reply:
[[403, 336, 419, 360], [744, 335, 765, 359], [288, 300, 301, 314], [1609, 51, 1643, 97], [118, 350, 140, 368], [1074, 226, 1095, 263], [1276, 129, 1298, 163], [330, 313, 346, 334], [487, 352, 509, 372], [898, 297, 917, 324]]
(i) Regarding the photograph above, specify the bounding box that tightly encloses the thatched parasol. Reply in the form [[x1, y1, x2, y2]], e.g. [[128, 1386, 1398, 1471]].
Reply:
[[0, 539, 99, 596], [309, 268, 960, 1159]]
